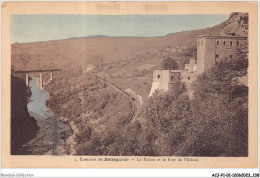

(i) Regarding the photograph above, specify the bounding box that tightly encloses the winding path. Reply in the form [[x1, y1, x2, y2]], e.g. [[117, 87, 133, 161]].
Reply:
[[87, 72, 137, 124]]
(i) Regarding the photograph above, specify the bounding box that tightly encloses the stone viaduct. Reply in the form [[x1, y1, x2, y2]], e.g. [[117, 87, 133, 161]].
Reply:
[[13, 69, 60, 90]]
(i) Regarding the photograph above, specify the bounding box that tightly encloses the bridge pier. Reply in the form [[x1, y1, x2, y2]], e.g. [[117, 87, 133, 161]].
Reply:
[[39, 72, 43, 90], [26, 73, 29, 87], [50, 72, 53, 80], [14, 69, 60, 90]]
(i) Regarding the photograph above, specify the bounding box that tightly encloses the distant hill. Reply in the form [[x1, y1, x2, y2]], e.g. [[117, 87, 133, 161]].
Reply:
[[11, 12, 247, 71]]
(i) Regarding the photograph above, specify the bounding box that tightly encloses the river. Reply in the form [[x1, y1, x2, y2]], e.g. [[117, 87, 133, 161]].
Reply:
[[25, 77, 70, 155]]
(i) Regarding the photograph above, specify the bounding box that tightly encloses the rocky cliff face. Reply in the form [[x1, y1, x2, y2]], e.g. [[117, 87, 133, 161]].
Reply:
[[220, 12, 248, 37], [11, 76, 39, 154]]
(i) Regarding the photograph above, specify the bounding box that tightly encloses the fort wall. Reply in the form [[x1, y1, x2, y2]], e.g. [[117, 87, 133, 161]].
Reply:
[[149, 70, 182, 97], [196, 37, 206, 74], [149, 70, 169, 97], [149, 34, 247, 97], [197, 35, 247, 74]]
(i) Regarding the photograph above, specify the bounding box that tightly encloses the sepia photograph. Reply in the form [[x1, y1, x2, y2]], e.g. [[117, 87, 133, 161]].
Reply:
[[10, 12, 249, 157], [1, 1, 258, 170]]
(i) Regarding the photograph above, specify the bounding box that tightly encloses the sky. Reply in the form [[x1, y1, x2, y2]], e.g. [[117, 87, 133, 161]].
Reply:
[[10, 14, 229, 44]]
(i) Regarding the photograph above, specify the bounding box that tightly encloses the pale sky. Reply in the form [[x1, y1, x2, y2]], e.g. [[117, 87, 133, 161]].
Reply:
[[10, 14, 229, 44]]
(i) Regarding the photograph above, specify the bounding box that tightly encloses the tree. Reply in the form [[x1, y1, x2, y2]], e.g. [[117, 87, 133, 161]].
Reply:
[[162, 57, 178, 70], [179, 49, 249, 157], [142, 80, 191, 156]]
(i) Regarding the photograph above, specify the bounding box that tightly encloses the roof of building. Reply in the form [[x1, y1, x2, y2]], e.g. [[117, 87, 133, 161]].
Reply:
[[169, 70, 182, 73], [197, 35, 247, 39]]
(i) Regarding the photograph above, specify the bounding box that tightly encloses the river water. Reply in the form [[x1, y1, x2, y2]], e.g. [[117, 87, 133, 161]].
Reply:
[[25, 77, 69, 155]]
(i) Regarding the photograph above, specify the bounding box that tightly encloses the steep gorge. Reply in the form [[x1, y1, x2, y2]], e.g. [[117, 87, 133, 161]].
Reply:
[[11, 76, 39, 155]]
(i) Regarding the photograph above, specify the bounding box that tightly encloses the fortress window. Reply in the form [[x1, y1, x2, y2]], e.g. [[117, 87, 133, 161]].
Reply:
[[237, 41, 240, 45], [158, 75, 160, 79], [229, 55, 233, 58], [171, 76, 174, 80], [216, 41, 219, 45], [230, 41, 233, 46], [188, 77, 190, 80], [223, 41, 226, 45], [216, 54, 219, 58]]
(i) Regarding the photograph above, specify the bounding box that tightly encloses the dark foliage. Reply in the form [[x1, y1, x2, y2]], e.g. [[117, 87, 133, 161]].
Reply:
[[11, 76, 39, 155], [162, 57, 179, 70], [140, 49, 248, 156], [44, 48, 248, 157]]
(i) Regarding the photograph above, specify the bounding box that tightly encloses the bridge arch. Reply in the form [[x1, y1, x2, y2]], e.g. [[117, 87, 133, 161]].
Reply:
[[13, 69, 60, 90]]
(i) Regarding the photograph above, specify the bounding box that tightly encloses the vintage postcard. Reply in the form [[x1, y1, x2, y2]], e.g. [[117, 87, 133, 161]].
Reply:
[[1, 1, 258, 168]]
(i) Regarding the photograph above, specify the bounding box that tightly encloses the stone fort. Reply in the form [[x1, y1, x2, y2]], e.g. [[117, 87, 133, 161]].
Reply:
[[149, 34, 247, 97]]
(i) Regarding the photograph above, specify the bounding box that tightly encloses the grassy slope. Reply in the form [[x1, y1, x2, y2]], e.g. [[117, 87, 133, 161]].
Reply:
[[44, 69, 133, 155], [11, 21, 226, 70]]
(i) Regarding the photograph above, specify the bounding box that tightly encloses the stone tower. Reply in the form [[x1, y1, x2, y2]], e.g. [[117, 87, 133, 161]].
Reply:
[[196, 35, 247, 74]]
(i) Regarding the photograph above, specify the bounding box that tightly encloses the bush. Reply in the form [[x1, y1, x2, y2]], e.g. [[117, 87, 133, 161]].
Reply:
[[161, 57, 178, 70]]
